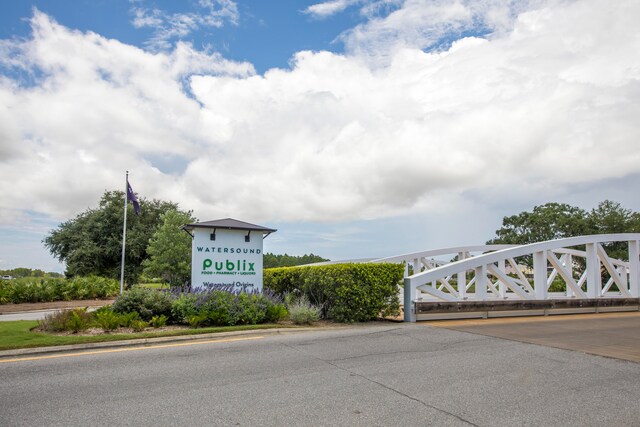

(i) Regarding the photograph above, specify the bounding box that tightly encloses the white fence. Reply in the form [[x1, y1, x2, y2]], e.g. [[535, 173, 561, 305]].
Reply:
[[394, 234, 640, 322]]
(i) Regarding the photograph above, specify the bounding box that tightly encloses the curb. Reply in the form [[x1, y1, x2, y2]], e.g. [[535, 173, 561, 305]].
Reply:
[[0, 326, 347, 359]]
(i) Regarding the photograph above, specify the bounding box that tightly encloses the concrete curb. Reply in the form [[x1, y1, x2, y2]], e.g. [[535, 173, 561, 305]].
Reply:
[[0, 326, 349, 359]]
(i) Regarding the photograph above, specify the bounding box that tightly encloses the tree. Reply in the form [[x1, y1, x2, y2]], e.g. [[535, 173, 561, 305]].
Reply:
[[487, 202, 591, 246], [44, 190, 185, 286], [263, 253, 329, 269], [142, 209, 196, 290], [587, 200, 640, 261], [488, 200, 640, 263]]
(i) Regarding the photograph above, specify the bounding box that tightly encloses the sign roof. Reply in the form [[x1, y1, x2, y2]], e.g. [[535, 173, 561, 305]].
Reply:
[[182, 218, 277, 234]]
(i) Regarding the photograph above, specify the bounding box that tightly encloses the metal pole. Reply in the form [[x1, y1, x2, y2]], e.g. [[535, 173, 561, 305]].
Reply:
[[119, 171, 128, 295]]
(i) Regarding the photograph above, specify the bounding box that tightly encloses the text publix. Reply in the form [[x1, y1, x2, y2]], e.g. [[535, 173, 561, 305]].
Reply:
[[202, 259, 257, 275]]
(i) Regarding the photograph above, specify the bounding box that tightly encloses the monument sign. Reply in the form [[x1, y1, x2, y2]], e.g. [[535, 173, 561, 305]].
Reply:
[[182, 218, 276, 292]]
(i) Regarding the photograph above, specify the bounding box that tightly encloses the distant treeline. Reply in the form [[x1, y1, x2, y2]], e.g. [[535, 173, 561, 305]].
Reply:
[[0, 268, 63, 279], [263, 253, 329, 269]]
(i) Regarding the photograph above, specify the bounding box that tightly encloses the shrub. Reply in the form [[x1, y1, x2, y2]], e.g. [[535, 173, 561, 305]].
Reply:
[[150, 315, 168, 328], [39, 308, 92, 333], [130, 320, 149, 332], [230, 293, 265, 325], [262, 267, 305, 295], [265, 303, 288, 323], [187, 313, 208, 328], [288, 297, 320, 325], [171, 294, 198, 323], [120, 312, 141, 327], [94, 309, 121, 331], [264, 263, 403, 322], [112, 287, 173, 320], [0, 276, 118, 304], [39, 309, 70, 332], [199, 290, 235, 326], [66, 309, 92, 333]]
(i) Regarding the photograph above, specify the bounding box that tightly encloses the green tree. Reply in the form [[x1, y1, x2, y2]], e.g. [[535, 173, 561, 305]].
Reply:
[[142, 209, 196, 291], [488, 202, 591, 245], [587, 200, 640, 261], [488, 200, 640, 263], [44, 190, 185, 286], [263, 253, 329, 269]]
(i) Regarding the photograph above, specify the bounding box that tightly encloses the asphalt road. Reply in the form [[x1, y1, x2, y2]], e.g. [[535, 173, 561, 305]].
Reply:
[[0, 310, 60, 322], [2, 323, 639, 426], [0, 307, 102, 322]]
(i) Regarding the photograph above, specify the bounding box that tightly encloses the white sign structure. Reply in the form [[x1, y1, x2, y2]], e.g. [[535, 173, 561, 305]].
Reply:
[[183, 218, 276, 292]]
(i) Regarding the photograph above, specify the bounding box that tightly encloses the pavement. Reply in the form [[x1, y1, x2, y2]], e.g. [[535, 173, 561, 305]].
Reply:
[[2, 321, 639, 426], [1, 302, 639, 366], [427, 311, 640, 363], [0, 299, 114, 322], [0, 298, 115, 315]]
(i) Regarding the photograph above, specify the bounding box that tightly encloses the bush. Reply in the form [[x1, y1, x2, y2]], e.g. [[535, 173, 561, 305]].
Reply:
[[230, 293, 268, 325], [171, 294, 198, 323], [262, 267, 305, 295], [171, 288, 286, 327], [111, 287, 173, 321], [288, 297, 320, 325], [199, 290, 235, 326], [264, 263, 403, 322], [120, 312, 141, 327], [39, 308, 92, 333], [0, 276, 118, 304], [94, 309, 121, 331], [130, 320, 149, 332], [187, 313, 208, 328], [265, 303, 288, 323], [150, 315, 168, 328]]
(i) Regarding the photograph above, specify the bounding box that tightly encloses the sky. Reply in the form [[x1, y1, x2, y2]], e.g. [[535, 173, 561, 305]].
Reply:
[[1, 0, 639, 273]]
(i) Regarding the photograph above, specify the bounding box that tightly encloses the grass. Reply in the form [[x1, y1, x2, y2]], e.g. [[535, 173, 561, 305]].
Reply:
[[137, 283, 170, 290], [0, 321, 297, 351]]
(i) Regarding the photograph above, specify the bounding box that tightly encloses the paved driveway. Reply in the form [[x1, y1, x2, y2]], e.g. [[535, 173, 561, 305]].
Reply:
[[427, 311, 640, 363]]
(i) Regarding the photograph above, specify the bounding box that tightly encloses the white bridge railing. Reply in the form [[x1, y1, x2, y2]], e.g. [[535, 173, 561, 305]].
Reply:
[[373, 234, 640, 322]]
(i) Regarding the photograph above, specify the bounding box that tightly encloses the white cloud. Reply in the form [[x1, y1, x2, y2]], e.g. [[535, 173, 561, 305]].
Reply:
[[338, 0, 543, 65], [304, 0, 360, 18], [131, 0, 239, 50], [1, 0, 640, 235]]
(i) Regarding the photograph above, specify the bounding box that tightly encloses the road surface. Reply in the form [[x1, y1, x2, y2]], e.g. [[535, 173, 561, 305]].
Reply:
[[1, 322, 639, 426]]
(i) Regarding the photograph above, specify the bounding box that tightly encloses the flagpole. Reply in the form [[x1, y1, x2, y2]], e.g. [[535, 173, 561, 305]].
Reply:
[[120, 171, 128, 295]]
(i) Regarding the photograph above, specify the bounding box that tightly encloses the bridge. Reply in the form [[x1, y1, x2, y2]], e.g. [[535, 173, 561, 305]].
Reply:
[[369, 234, 640, 321]]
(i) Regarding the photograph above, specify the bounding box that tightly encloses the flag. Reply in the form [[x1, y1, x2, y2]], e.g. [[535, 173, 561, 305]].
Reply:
[[127, 180, 141, 215]]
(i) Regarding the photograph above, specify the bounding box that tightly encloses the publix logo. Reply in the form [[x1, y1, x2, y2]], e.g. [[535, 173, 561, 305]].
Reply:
[[202, 259, 256, 275]]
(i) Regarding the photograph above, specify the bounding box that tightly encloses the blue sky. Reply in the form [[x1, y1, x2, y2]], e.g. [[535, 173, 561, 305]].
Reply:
[[1, 0, 640, 273], [0, 0, 362, 74]]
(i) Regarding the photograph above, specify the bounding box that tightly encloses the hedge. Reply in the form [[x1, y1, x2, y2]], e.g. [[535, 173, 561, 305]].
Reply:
[[0, 276, 119, 304], [110, 286, 288, 326], [264, 263, 403, 322]]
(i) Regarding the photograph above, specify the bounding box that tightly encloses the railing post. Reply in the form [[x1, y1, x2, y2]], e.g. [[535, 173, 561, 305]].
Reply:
[[534, 250, 547, 299], [413, 258, 420, 299], [498, 259, 506, 298], [629, 240, 639, 297], [457, 251, 467, 299], [565, 254, 574, 297], [475, 265, 487, 300], [404, 278, 416, 322], [586, 243, 601, 298]]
